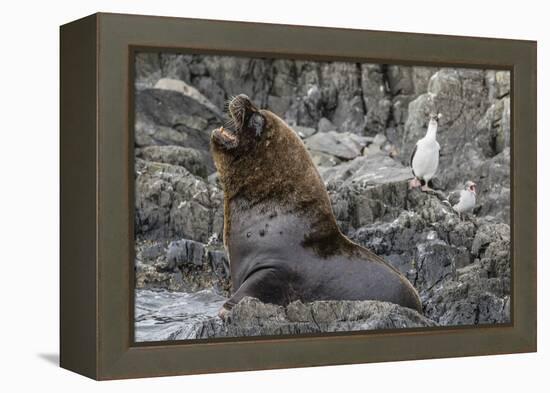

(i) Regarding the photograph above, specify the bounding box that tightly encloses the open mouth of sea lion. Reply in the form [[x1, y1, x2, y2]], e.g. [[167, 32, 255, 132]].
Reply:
[[212, 125, 239, 149], [212, 94, 262, 150]]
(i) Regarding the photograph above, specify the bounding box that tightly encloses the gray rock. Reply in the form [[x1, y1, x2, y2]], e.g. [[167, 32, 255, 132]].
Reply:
[[485, 70, 511, 100], [351, 190, 473, 279], [154, 78, 223, 118], [293, 125, 317, 139], [135, 261, 186, 291], [360, 64, 391, 135], [317, 117, 336, 133], [167, 239, 205, 267], [320, 62, 367, 133], [304, 131, 373, 160], [471, 221, 510, 257], [203, 56, 273, 108], [468, 148, 511, 223], [263, 60, 370, 132], [139, 241, 166, 262], [422, 252, 511, 325], [135, 85, 223, 156], [387, 65, 415, 96], [135, 52, 162, 89], [134, 158, 223, 243], [476, 97, 511, 157], [134, 120, 186, 147], [321, 156, 411, 189], [135, 145, 210, 178], [319, 155, 412, 231], [207, 249, 231, 283], [412, 67, 439, 94], [309, 150, 342, 167], [349, 190, 510, 325], [181, 297, 436, 339], [192, 76, 227, 111], [135, 53, 196, 89], [135, 237, 231, 294], [159, 53, 192, 83], [372, 133, 387, 146]]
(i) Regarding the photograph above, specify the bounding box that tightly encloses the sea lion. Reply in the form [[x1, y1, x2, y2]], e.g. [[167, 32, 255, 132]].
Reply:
[[211, 94, 422, 317]]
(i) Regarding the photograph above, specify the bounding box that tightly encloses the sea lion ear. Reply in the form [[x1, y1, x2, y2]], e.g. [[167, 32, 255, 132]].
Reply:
[[248, 112, 265, 137]]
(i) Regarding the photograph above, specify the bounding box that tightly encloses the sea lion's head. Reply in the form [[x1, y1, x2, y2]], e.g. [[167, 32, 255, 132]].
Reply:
[[211, 94, 268, 154], [210, 94, 315, 201]]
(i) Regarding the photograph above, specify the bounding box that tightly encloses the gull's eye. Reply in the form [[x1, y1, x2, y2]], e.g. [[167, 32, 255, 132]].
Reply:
[[248, 113, 265, 137]]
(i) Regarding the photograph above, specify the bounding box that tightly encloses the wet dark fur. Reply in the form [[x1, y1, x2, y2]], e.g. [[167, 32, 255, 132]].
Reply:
[[211, 95, 422, 313]]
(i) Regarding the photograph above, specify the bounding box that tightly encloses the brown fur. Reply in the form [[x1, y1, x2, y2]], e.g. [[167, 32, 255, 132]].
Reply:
[[212, 110, 356, 256]]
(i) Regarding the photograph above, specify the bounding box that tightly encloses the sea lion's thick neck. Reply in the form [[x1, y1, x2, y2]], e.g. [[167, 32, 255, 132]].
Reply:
[[215, 113, 347, 254], [217, 122, 322, 209]]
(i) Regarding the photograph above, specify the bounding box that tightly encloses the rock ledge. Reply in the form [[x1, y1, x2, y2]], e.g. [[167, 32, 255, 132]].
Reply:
[[180, 297, 437, 340]]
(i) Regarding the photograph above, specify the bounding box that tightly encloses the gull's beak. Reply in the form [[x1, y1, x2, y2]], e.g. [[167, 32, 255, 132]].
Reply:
[[429, 113, 442, 123]]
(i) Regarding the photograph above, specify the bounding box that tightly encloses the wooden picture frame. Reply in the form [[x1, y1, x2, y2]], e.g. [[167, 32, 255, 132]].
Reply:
[[60, 12, 537, 380]]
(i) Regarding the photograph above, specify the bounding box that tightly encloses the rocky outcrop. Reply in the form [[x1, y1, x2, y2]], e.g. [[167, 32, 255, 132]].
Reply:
[[178, 297, 436, 340], [134, 78, 225, 175], [400, 69, 511, 223], [134, 158, 224, 243], [135, 145, 209, 179], [133, 53, 511, 333], [350, 191, 510, 325], [304, 131, 373, 160], [135, 237, 231, 295]]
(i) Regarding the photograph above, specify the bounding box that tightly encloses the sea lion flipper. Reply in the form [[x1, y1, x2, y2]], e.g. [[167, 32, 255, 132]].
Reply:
[[220, 267, 290, 314]]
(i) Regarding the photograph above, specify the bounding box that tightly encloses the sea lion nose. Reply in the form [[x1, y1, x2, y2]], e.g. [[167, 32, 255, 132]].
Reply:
[[229, 94, 251, 110], [234, 94, 251, 107]]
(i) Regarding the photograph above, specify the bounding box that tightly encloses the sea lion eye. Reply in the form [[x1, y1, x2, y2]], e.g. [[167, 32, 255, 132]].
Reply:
[[248, 113, 265, 137]]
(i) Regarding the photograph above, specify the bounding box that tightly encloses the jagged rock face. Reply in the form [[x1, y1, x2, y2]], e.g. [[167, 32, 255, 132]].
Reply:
[[350, 191, 510, 325], [304, 131, 373, 160], [133, 53, 511, 332], [320, 154, 412, 231], [135, 237, 231, 295], [136, 145, 210, 178], [134, 158, 224, 243], [401, 69, 510, 223], [176, 297, 435, 340]]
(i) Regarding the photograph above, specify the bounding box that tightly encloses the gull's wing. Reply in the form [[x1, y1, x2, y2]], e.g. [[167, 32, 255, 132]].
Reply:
[[409, 143, 418, 175], [447, 190, 462, 207]]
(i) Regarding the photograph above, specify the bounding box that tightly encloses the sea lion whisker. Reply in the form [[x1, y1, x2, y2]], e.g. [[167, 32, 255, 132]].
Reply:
[[224, 119, 236, 129], [224, 96, 237, 112]]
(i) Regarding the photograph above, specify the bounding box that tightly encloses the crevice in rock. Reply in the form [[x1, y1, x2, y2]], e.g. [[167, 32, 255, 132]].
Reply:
[[310, 309, 321, 331], [356, 63, 368, 119], [381, 64, 395, 131]]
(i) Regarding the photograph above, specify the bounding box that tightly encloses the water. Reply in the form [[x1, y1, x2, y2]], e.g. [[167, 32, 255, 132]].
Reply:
[[135, 288, 227, 342]]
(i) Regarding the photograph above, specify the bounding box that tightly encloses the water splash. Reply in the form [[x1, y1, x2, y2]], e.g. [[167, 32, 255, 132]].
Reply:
[[135, 288, 226, 342]]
